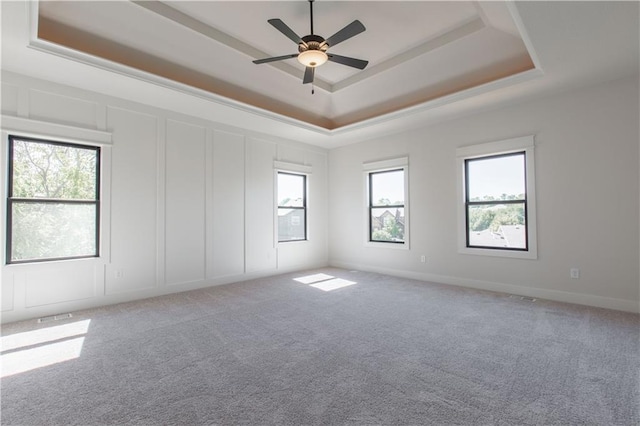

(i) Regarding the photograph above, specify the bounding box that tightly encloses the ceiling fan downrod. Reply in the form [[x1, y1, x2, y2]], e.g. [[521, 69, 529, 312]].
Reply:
[[309, 0, 314, 35]]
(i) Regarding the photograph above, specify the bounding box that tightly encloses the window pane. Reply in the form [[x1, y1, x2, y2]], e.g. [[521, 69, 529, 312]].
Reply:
[[12, 139, 98, 200], [371, 170, 404, 206], [467, 154, 525, 201], [371, 207, 405, 242], [278, 173, 304, 207], [278, 208, 305, 241], [467, 203, 526, 249], [11, 202, 97, 262]]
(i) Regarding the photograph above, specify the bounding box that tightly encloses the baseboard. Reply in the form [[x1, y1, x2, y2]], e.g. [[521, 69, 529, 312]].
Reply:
[[329, 260, 640, 314], [0, 261, 330, 324]]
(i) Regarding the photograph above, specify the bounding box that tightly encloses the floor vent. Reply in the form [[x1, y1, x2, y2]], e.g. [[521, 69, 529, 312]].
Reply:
[[509, 295, 537, 302], [37, 313, 73, 323]]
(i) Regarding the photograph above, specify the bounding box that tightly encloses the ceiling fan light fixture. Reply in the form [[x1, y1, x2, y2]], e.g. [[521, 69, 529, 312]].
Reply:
[[297, 50, 328, 67], [254, 0, 367, 85]]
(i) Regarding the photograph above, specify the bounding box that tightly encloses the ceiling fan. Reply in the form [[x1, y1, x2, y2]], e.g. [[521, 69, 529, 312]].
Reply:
[[253, 0, 368, 89]]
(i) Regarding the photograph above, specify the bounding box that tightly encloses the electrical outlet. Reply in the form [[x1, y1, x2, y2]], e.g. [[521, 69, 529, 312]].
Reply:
[[115, 269, 124, 279], [570, 268, 580, 279], [420, 255, 426, 263]]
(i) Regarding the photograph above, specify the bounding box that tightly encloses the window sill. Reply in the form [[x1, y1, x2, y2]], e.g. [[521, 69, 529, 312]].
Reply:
[[458, 247, 537, 260], [5, 256, 106, 268], [278, 239, 308, 245], [365, 241, 409, 250]]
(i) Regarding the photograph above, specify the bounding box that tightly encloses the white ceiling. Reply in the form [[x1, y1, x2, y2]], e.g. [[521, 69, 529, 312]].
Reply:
[[1, 1, 639, 148], [36, 1, 535, 128]]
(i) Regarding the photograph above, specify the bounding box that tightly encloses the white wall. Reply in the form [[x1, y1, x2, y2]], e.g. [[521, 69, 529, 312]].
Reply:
[[1, 72, 637, 322], [0, 72, 329, 323], [328, 76, 640, 312]]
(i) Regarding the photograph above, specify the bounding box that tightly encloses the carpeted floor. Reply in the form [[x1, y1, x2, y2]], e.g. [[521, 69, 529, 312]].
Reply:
[[1, 268, 639, 425]]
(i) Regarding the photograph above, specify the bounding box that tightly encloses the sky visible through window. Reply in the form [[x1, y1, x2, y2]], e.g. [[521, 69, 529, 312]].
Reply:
[[278, 173, 305, 224], [278, 173, 304, 208], [371, 170, 404, 205], [468, 154, 525, 199]]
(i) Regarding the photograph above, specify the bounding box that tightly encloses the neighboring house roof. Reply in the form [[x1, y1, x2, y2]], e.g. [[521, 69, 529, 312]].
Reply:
[[372, 209, 405, 229], [375, 208, 404, 219], [469, 225, 525, 248], [501, 225, 526, 248], [469, 229, 508, 247]]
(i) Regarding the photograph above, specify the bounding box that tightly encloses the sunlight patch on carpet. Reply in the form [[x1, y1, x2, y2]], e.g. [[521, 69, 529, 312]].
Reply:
[[294, 273, 357, 292], [310, 278, 357, 292], [1, 319, 90, 377], [294, 273, 335, 284]]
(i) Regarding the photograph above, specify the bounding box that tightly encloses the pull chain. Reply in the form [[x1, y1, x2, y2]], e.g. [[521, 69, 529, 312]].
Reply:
[[311, 82, 315, 95]]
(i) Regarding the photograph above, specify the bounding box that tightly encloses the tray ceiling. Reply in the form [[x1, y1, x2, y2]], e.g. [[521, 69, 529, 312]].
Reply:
[[36, 1, 535, 130]]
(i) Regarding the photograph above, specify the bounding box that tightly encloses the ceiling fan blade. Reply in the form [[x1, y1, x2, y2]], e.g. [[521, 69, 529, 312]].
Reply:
[[327, 54, 368, 70], [253, 54, 298, 64], [268, 19, 306, 46], [323, 20, 365, 47], [303, 66, 314, 84]]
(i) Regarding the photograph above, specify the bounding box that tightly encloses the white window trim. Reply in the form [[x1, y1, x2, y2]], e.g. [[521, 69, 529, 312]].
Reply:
[[273, 161, 311, 245], [1, 116, 113, 267], [273, 160, 312, 175], [363, 156, 410, 249], [456, 135, 537, 259], [1, 115, 112, 146]]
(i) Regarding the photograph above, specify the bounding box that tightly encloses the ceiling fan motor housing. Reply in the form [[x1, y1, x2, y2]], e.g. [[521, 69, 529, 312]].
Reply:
[[299, 35, 328, 53], [254, 2, 367, 85]]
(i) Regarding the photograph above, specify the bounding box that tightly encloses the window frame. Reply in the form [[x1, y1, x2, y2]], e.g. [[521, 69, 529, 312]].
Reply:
[[456, 136, 537, 259], [363, 157, 409, 249], [6, 135, 101, 264], [276, 170, 308, 243], [464, 151, 528, 251]]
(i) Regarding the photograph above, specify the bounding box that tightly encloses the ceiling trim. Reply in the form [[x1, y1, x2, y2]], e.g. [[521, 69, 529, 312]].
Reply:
[[26, 1, 544, 137], [131, 0, 333, 93], [132, 1, 487, 95], [471, 1, 491, 29], [505, 1, 543, 71], [27, 31, 542, 138], [330, 67, 544, 136], [28, 0, 332, 135], [332, 16, 485, 92], [28, 36, 335, 137]]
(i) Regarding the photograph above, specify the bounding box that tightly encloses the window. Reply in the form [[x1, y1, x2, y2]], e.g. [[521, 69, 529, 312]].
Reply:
[[457, 136, 536, 259], [364, 157, 409, 247], [465, 153, 527, 249], [368, 169, 406, 243], [7, 136, 100, 264], [277, 171, 306, 242]]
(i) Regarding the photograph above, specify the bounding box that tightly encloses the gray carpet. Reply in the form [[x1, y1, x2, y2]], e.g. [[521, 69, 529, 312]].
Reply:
[[1, 268, 639, 425]]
